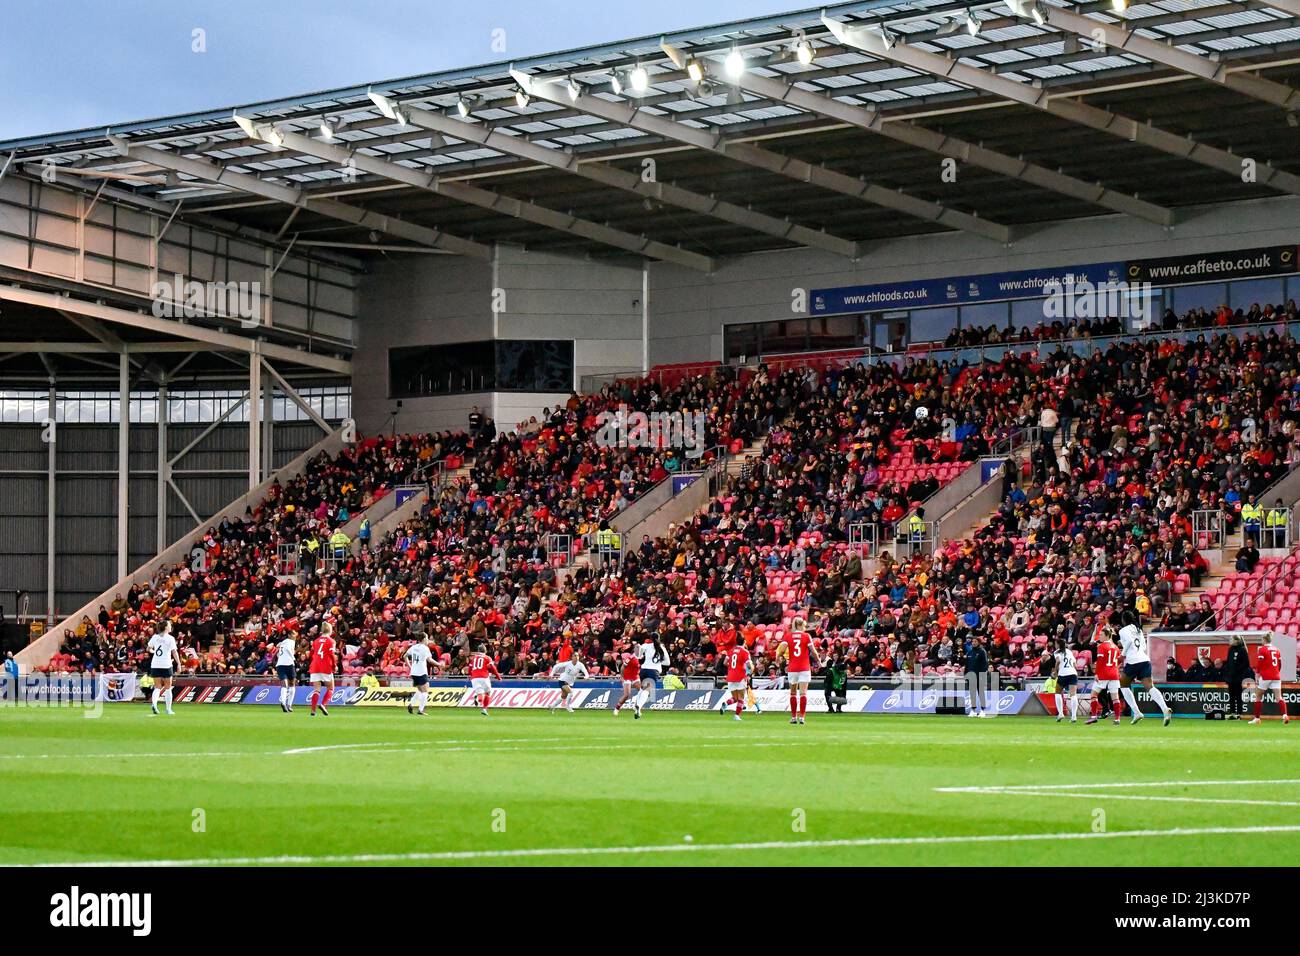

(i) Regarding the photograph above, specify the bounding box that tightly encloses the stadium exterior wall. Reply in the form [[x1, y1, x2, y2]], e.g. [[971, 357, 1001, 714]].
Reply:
[[644, 195, 1300, 365], [352, 245, 644, 435], [0, 421, 327, 622]]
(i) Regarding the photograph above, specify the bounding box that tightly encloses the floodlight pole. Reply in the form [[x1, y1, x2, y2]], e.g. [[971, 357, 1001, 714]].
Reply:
[[157, 379, 168, 555], [117, 350, 130, 580], [46, 382, 56, 622]]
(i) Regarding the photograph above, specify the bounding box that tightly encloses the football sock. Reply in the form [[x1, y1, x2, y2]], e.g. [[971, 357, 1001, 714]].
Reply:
[[1280, 698, 1288, 718], [790, 691, 798, 714], [321, 687, 333, 709], [310, 690, 319, 712], [799, 693, 808, 718], [1054, 694, 1064, 717], [164, 688, 173, 711], [1120, 686, 1140, 716], [1147, 685, 1169, 715], [735, 699, 743, 716], [1255, 696, 1264, 719], [151, 689, 160, 707], [1113, 698, 1123, 721]]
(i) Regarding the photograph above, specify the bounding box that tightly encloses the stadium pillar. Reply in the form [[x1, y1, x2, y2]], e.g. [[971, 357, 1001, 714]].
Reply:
[[263, 379, 273, 480], [117, 351, 129, 581], [156, 380, 168, 555], [641, 262, 649, 374], [46, 382, 56, 622], [248, 343, 262, 490]]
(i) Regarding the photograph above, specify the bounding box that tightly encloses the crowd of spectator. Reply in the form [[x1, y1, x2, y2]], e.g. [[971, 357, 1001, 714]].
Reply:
[[38, 303, 1300, 687]]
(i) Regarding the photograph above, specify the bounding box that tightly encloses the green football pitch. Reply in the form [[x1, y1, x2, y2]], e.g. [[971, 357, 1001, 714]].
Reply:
[[1, 706, 1296, 866]]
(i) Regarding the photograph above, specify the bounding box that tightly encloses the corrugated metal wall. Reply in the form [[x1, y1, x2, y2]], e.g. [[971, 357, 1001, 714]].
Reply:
[[0, 420, 324, 620]]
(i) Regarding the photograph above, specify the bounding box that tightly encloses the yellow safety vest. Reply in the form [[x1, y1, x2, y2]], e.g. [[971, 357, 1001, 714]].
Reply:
[[908, 515, 925, 536], [1241, 503, 1263, 524], [1266, 509, 1287, 527]]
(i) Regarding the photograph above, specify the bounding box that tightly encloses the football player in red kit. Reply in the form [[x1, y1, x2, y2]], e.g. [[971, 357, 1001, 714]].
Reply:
[[1085, 627, 1123, 725], [777, 619, 821, 725], [725, 643, 752, 722], [1250, 634, 1290, 725], [468, 645, 501, 716], [613, 650, 640, 716], [308, 623, 338, 716]]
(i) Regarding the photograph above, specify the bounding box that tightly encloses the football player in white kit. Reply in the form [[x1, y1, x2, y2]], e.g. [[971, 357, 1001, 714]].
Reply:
[[549, 654, 590, 713], [146, 620, 181, 716], [405, 635, 437, 715], [274, 631, 298, 713], [1052, 639, 1080, 723], [632, 637, 670, 719], [1117, 610, 1172, 726]]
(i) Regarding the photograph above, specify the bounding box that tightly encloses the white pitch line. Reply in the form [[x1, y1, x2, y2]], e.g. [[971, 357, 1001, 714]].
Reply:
[[963, 788, 1300, 809], [0, 751, 255, 761], [280, 737, 573, 755], [937, 778, 1300, 792], [24, 824, 1300, 868], [344, 740, 810, 756]]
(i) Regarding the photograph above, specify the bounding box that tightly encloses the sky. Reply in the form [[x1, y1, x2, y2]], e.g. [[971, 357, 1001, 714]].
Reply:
[[0, 0, 801, 142]]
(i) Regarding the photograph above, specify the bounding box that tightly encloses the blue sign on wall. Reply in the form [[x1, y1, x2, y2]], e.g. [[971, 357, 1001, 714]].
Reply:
[[811, 261, 1126, 315], [672, 474, 700, 495]]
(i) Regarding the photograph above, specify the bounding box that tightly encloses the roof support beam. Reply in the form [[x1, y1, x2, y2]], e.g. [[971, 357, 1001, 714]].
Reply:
[[822, 14, 1300, 198], [257, 118, 715, 272], [514, 72, 1012, 244], [111, 139, 493, 261], [1039, 4, 1300, 111], [718, 62, 1174, 226], [260, 356, 332, 436], [0, 285, 351, 374], [391, 100, 863, 260]]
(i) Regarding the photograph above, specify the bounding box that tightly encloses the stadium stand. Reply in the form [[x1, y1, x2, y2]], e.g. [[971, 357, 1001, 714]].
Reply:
[[30, 306, 1300, 682]]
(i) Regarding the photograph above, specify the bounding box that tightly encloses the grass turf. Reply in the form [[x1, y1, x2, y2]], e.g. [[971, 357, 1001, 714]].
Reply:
[[0, 705, 1296, 866]]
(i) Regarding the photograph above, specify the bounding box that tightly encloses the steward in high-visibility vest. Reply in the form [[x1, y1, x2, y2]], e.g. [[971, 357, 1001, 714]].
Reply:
[[1241, 500, 1263, 527], [329, 529, 351, 556], [908, 509, 927, 540], [1266, 501, 1289, 547]]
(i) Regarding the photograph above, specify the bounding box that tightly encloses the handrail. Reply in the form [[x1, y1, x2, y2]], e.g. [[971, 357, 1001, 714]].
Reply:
[[1203, 547, 1298, 630]]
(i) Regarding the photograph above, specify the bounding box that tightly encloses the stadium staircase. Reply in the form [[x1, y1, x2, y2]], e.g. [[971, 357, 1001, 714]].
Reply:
[[19, 426, 350, 671], [347, 457, 475, 556]]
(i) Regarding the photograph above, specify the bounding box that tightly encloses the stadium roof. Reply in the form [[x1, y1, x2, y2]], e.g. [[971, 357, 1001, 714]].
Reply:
[[6, 0, 1300, 266]]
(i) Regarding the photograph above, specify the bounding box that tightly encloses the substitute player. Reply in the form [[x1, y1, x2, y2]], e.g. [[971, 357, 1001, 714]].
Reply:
[[1052, 638, 1080, 724], [468, 645, 500, 716], [274, 629, 298, 713], [550, 654, 590, 714], [613, 649, 639, 716], [1250, 634, 1290, 725], [146, 620, 181, 716], [776, 618, 821, 725], [725, 642, 753, 722], [1117, 611, 1171, 726], [308, 622, 338, 717], [405, 635, 437, 716], [1085, 627, 1122, 725]]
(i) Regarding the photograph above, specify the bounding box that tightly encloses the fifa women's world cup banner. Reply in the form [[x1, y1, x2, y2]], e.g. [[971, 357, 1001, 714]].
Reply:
[[110, 678, 1047, 713]]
